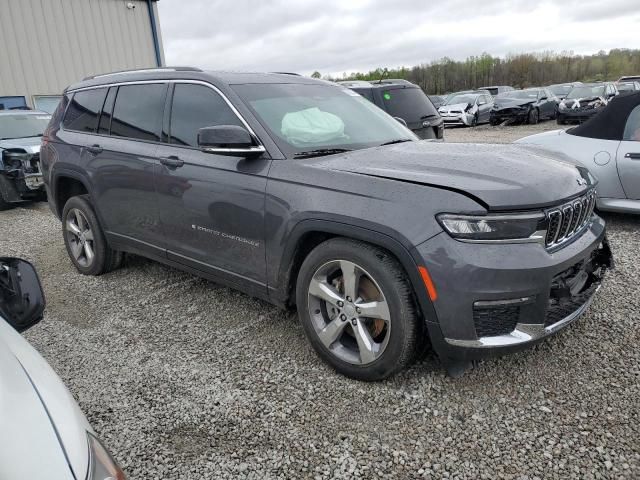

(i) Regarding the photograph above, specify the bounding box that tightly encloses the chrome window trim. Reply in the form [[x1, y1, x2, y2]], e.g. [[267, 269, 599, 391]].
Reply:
[[66, 79, 262, 146]]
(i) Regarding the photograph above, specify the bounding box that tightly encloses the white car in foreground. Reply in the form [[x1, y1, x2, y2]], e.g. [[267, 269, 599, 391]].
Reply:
[[0, 257, 125, 479], [515, 91, 640, 214]]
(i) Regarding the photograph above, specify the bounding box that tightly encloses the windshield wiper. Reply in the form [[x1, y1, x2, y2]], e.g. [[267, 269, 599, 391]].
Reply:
[[294, 148, 352, 159], [379, 139, 412, 146]]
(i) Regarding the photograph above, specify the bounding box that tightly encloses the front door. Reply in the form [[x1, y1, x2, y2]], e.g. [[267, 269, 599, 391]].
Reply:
[[154, 82, 271, 291], [617, 105, 640, 200]]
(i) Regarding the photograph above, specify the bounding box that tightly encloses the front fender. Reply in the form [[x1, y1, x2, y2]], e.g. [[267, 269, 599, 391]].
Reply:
[[269, 216, 440, 325]]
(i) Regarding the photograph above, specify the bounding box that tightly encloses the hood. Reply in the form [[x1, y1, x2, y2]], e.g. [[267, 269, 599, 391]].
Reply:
[[0, 319, 90, 479], [0, 136, 42, 153], [439, 102, 470, 113], [0, 333, 74, 479], [308, 141, 594, 210], [493, 99, 534, 110]]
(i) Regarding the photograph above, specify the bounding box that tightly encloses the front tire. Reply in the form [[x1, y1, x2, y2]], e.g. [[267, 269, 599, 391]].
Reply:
[[0, 176, 14, 211], [296, 238, 419, 381], [62, 195, 123, 275], [528, 108, 539, 125]]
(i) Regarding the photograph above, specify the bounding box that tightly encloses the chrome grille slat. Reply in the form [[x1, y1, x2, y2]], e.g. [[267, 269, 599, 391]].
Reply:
[[544, 189, 596, 249]]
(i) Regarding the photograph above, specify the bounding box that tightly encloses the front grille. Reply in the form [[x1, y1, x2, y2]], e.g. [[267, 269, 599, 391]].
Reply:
[[545, 281, 598, 327], [545, 189, 596, 249], [473, 305, 519, 337]]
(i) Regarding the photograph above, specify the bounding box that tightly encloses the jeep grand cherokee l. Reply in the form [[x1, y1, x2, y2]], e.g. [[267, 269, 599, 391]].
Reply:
[[40, 68, 612, 380]]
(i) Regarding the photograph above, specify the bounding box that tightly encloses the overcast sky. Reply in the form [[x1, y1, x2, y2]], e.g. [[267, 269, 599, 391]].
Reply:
[[157, 0, 638, 77]]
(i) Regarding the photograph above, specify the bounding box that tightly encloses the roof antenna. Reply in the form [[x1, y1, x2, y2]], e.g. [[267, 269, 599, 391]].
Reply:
[[377, 68, 389, 84]]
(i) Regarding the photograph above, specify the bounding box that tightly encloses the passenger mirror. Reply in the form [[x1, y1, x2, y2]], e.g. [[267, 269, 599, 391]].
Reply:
[[393, 117, 408, 127], [0, 258, 45, 333], [540, 96, 548, 101], [197, 125, 265, 157]]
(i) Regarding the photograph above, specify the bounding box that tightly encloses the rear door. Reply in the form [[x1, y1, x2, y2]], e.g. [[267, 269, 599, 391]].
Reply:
[[86, 83, 168, 253], [154, 82, 270, 292], [617, 104, 640, 199]]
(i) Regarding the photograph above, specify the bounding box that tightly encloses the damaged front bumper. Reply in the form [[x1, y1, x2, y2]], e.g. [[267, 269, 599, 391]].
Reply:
[[416, 214, 612, 362], [490, 108, 529, 124], [0, 150, 45, 203], [439, 112, 474, 127]]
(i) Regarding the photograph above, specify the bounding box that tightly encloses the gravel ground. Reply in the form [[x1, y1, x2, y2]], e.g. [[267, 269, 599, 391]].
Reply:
[[1, 122, 639, 479]]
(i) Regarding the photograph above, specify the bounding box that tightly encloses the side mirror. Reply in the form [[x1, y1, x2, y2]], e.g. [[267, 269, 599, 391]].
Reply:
[[393, 116, 408, 127], [540, 96, 548, 101], [197, 125, 266, 157], [0, 258, 45, 332]]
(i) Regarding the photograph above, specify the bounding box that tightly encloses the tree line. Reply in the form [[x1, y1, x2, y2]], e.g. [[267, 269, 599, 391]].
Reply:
[[313, 49, 640, 94]]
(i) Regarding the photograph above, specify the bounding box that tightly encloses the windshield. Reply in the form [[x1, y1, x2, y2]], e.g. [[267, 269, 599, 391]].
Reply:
[[0, 113, 51, 140], [444, 94, 477, 106], [232, 83, 416, 157], [549, 85, 573, 96], [498, 90, 539, 100], [567, 85, 605, 100], [380, 88, 439, 122]]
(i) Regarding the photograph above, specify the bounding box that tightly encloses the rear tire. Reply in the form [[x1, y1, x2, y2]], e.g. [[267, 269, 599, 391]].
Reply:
[[62, 195, 123, 275], [296, 238, 420, 381]]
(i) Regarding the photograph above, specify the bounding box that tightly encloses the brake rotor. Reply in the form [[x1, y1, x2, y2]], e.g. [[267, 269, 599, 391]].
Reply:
[[333, 274, 386, 340]]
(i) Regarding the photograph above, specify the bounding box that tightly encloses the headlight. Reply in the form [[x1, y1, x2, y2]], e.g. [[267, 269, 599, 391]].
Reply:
[[88, 433, 126, 480], [437, 213, 545, 243]]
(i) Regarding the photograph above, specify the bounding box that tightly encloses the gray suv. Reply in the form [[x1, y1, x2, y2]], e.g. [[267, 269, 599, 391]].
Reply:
[[41, 68, 612, 380]]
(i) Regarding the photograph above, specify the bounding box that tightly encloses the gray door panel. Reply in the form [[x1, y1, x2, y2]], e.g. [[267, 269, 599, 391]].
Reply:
[[85, 137, 164, 247], [154, 145, 271, 286], [617, 141, 640, 199]]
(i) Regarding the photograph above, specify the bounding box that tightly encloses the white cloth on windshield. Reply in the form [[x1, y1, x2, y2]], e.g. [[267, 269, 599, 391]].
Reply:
[[281, 108, 346, 145]]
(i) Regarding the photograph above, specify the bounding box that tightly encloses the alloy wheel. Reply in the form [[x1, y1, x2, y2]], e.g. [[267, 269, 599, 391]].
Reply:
[[65, 208, 96, 267], [307, 260, 391, 365]]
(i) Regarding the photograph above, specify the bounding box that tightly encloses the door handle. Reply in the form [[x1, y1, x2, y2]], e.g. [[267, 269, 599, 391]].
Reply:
[[85, 144, 102, 155], [159, 155, 184, 168], [624, 152, 640, 160]]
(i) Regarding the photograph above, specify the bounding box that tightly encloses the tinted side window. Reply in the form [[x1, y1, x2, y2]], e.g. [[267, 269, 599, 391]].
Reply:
[[623, 105, 640, 141], [98, 87, 117, 135], [351, 88, 374, 103], [381, 88, 438, 122], [111, 84, 166, 141], [170, 84, 242, 147], [63, 88, 107, 132]]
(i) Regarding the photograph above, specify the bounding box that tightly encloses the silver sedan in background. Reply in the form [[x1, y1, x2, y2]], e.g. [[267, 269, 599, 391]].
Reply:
[[516, 91, 640, 213], [0, 257, 125, 479]]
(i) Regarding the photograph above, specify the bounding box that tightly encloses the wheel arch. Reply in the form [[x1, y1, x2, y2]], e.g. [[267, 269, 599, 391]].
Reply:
[[274, 219, 438, 325], [51, 169, 92, 219]]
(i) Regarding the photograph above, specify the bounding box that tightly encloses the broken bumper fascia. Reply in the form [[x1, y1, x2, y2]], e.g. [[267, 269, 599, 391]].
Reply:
[[440, 113, 474, 127], [414, 215, 612, 362], [0, 170, 45, 203]]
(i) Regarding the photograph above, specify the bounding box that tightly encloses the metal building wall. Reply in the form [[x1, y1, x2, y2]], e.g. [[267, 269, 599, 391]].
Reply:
[[0, 0, 164, 107]]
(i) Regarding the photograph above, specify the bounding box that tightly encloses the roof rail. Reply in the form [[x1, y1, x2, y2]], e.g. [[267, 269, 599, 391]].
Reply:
[[83, 66, 202, 81], [270, 72, 301, 76]]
